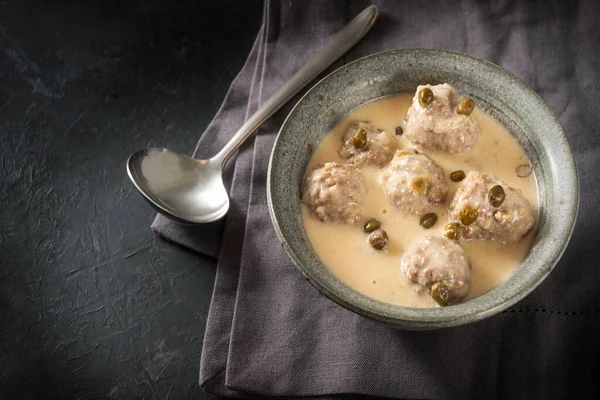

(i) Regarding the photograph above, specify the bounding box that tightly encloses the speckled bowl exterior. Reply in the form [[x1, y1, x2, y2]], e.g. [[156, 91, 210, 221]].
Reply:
[[267, 49, 578, 330]]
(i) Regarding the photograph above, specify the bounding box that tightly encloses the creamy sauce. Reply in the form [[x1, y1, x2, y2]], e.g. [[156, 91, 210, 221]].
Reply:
[[302, 94, 538, 307]]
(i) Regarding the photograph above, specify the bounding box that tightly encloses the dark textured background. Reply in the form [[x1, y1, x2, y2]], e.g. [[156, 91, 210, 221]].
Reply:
[[0, 1, 262, 398]]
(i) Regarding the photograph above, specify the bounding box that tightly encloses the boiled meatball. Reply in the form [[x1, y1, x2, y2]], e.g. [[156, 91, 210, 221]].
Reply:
[[401, 236, 471, 304], [381, 149, 448, 215], [338, 121, 398, 167], [302, 162, 367, 224], [449, 171, 535, 244], [404, 83, 481, 154]]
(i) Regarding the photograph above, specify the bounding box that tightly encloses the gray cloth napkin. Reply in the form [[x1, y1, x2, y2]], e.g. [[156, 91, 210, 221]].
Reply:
[[153, 0, 600, 398]]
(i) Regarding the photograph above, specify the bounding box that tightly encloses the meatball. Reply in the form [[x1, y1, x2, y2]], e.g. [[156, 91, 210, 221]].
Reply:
[[338, 121, 398, 167], [302, 162, 367, 224], [449, 171, 535, 244], [381, 149, 448, 215], [401, 236, 471, 304], [404, 83, 481, 154]]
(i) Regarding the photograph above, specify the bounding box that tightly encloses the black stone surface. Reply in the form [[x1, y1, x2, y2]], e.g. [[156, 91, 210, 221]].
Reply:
[[0, 1, 262, 398]]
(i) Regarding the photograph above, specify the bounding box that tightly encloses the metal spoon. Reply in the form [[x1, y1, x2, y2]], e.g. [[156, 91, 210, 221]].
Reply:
[[127, 6, 378, 224]]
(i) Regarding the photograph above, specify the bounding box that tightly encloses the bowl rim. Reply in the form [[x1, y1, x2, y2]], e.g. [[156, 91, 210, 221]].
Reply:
[[267, 48, 579, 329]]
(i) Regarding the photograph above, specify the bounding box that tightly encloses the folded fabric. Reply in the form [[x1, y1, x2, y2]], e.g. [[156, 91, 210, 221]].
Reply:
[[153, 0, 600, 398]]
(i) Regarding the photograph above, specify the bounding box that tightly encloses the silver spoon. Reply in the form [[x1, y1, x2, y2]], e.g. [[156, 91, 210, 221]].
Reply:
[[127, 6, 378, 224]]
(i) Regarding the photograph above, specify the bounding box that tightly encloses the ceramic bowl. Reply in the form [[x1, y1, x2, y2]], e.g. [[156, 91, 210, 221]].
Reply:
[[267, 49, 578, 329]]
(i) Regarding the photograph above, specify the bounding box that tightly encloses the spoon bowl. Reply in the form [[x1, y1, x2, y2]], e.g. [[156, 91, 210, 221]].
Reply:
[[127, 148, 229, 224]]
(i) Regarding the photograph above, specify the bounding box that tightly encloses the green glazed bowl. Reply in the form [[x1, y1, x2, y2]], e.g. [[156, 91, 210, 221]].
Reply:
[[267, 49, 578, 330]]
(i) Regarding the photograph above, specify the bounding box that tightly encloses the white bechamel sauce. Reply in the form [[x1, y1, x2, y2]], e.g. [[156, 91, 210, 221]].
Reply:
[[302, 94, 538, 307]]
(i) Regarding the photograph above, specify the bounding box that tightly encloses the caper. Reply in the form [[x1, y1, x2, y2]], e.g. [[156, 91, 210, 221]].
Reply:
[[352, 127, 368, 149], [411, 176, 431, 196], [450, 170, 466, 182], [418, 88, 434, 108], [457, 98, 475, 116], [395, 126, 404, 136], [488, 185, 506, 207], [431, 281, 449, 306], [460, 206, 479, 226], [363, 218, 381, 233], [419, 213, 438, 229], [444, 222, 463, 240], [368, 229, 389, 250]]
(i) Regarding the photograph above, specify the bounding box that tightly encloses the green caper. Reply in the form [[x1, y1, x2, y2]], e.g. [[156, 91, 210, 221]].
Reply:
[[352, 127, 368, 149], [457, 98, 475, 116], [418, 88, 434, 108], [444, 222, 463, 240], [363, 218, 381, 233], [431, 281, 449, 306], [395, 126, 404, 136], [488, 185, 506, 207], [411, 176, 431, 196], [419, 213, 438, 229], [368, 229, 389, 250], [460, 206, 479, 226], [450, 170, 466, 182]]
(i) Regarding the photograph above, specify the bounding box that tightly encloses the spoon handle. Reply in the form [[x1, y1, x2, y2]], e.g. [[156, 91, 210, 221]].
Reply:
[[212, 5, 378, 164]]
